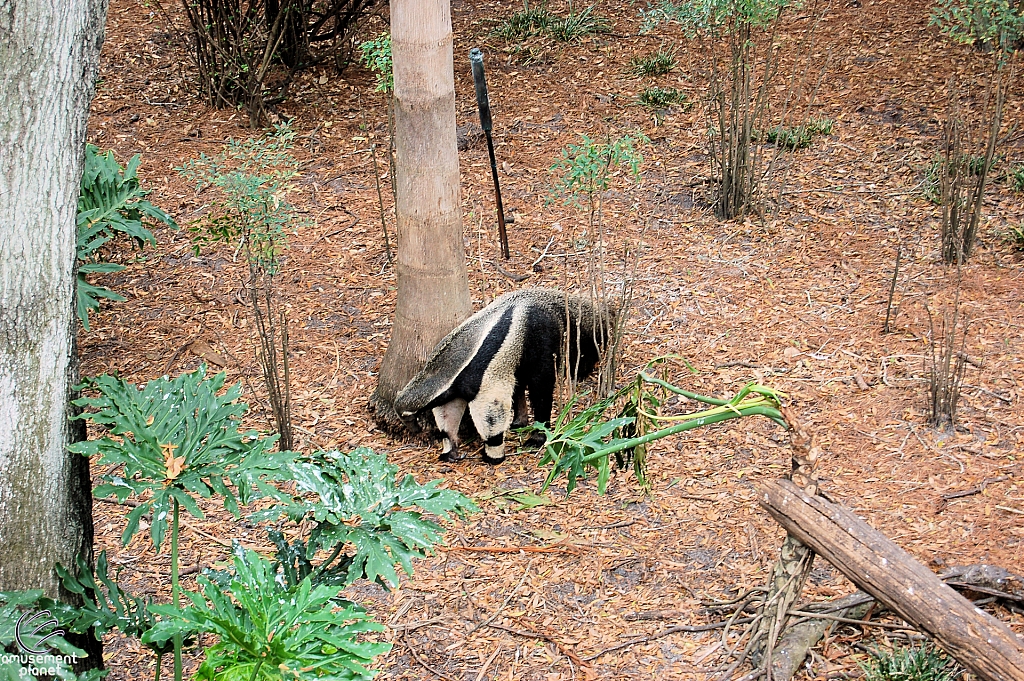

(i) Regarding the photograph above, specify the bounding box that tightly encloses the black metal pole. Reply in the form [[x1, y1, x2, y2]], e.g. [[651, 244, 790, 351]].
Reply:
[[469, 48, 509, 260]]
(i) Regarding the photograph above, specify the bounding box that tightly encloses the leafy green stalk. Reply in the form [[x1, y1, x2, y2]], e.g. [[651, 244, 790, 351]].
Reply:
[[533, 363, 787, 494], [171, 499, 182, 681]]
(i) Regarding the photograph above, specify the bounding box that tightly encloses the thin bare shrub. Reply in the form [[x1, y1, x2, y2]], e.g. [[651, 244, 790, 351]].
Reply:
[[179, 124, 301, 449], [926, 281, 970, 430], [937, 75, 1009, 264], [549, 133, 646, 397], [642, 0, 830, 219], [165, 0, 379, 126]]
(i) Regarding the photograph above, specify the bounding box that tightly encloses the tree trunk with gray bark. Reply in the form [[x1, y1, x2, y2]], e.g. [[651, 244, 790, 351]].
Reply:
[[368, 0, 471, 429], [0, 0, 108, 668]]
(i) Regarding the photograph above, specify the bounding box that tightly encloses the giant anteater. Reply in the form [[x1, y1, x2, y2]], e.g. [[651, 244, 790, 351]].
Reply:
[[394, 288, 614, 464]]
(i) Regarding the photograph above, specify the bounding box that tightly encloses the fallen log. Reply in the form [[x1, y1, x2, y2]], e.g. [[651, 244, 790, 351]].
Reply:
[[770, 592, 874, 680], [770, 564, 1024, 681], [760, 479, 1024, 681]]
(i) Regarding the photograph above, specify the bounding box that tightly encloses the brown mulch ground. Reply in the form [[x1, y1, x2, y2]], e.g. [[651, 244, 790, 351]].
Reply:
[[83, 0, 1024, 678]]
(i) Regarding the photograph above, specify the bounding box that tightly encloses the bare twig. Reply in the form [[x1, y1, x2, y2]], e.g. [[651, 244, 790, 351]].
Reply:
[[582, 617, 757, 662]]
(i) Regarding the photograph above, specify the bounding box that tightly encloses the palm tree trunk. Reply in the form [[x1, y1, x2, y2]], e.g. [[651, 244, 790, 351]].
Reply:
[[369, 0, 471, 429]]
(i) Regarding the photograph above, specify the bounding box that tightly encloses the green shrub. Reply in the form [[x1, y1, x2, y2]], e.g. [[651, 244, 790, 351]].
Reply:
[[493, 4, 608, 42], [861, 643, 963, 681], [76, 144, 177, 330], [358, 32, 392, 94], [1004, 223, 1024, 250], [70, 367, 288, 550], [764, 118, 834, 150], [638, 86, 689, 108], [629, 49, 677, 77], [550, 133, 646, 206], [930, 0, 1023, 53]]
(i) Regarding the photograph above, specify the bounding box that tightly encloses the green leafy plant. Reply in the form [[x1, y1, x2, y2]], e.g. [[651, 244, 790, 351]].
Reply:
[[531, 358, 787, 494], [1007, 162, 1024, 191], [39, 551, 177, 676], [76, 144, 177, 330], [548, 5, 610, 41], [143, 548, 390, 681], [71, 367, 288, 549], [1004, 223, 1024, 249], [930, 0, 1023, 54], [0, 590, 107, 681], [358, 32, 393, 94], [638, 86, 689, 108], [629, 49, 677, 77], [492, 3, 608, 42], [492, 4, 556, 41], [180, 123, 301, 449], [861, 643, 963, 681], [45, 552, 163, 644], [550, 133, 646, 209], [256, 448, 476, 588], [764, 117, 834, 149], [70, 366, 290, 681]]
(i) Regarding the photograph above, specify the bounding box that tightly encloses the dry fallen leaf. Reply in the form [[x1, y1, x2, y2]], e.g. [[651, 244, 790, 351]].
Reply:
[[162, 443, 185, 481]]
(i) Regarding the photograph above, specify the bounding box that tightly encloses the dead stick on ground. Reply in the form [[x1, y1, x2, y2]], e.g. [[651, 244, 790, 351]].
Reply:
[[401, 631, 458, 681], [786, 610, 916, 630], [485, 622, 590, 671], [582, 617, 757, 662], [389, 617, 447, 632], [445, 544, 578, 555], [760, 479, 1024, 681], [473, 645, 502, 681]]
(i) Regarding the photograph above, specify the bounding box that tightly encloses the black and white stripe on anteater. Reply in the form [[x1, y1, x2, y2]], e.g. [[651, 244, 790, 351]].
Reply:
[[394, 288, 614, 464]]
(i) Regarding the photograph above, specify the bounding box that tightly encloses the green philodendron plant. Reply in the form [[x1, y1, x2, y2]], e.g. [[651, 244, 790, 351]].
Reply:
[[143, 548, 390, 681], [254, 448, 478, 589], [70, 366, 291, 681], [77, 144, 177, 330], [67, 368, 475, 681]]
